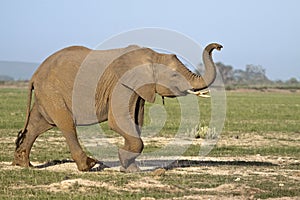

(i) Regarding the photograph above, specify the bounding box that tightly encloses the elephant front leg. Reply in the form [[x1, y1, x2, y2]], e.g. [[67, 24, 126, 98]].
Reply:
[[108, 113, 144, 172], [109, 86, 145, 172], [118, 136, 144, 173]]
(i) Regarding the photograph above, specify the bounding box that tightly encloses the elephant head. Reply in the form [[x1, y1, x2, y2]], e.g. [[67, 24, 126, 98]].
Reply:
[[112, 43, 223, 103]]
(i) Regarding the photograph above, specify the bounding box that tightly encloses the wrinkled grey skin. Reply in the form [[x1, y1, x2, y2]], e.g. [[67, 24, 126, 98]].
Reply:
[[12, 43, 222, 172]]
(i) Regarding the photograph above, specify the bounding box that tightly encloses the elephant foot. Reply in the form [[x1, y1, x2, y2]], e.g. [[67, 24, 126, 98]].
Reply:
[[12, 150, 33, 168], [118, 148, 141, 173], [76, 157, 98, 171], [120, 163, 141, 173]]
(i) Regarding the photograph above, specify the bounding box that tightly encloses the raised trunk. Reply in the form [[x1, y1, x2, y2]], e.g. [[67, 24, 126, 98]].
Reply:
[[189, 43, 223, 90]]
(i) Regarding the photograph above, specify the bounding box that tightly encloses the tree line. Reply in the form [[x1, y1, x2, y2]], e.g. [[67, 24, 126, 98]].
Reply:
[[196, 62, 300, 89]]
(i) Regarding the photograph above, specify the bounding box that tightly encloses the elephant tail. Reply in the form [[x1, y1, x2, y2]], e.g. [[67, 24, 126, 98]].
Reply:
[[15, 81, 34, 149], [22, 81, 34, 133]]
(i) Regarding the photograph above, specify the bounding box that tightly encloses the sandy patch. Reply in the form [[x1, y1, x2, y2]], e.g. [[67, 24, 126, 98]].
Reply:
[[11, 178, 121, 193], [127, 176, 181, 192]]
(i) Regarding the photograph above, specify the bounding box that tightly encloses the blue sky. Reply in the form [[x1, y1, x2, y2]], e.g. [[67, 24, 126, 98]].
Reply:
[[1, 0, 299, 80]]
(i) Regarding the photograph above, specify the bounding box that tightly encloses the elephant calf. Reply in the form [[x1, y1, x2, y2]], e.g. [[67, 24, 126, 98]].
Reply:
[[13, 43, 222, 172]]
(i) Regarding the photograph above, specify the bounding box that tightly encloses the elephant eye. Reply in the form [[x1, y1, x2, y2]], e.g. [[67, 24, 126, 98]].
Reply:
[[172, 73, 179, 78]]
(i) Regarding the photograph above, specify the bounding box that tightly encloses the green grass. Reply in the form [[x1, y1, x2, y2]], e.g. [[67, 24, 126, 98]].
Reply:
[[225, 92, 300, 133], [0, 87, 299, 199]]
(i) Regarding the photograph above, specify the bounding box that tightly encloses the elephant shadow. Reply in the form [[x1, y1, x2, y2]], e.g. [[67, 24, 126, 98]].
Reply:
[[34, 158, 277, 172]]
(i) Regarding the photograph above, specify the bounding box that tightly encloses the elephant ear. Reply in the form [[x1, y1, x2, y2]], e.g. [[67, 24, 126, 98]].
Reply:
[[115, 64, 156, 103]]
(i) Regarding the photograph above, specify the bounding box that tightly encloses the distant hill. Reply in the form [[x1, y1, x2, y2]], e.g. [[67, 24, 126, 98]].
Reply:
[[0, 75, 14, 81], [0, 61, 39, 80]]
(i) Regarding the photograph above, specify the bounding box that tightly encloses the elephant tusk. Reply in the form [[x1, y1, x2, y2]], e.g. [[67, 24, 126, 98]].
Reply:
[[187, 89, 198, 95], [187, 89, 211, 98]]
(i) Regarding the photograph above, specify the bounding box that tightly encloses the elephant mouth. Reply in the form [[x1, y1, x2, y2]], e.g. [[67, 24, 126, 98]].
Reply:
[[186, 88, 211, 98]]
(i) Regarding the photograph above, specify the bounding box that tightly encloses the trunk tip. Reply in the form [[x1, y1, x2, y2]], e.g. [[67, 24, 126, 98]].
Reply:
[[206, 43, 223, 52]]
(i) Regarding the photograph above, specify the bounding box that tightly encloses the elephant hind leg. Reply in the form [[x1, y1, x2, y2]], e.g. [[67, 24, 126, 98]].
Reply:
[[51, 109, 97, 171], [13, 103, 53, 167]]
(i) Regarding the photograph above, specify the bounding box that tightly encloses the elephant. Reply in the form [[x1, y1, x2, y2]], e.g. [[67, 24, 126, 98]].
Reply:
[[12, 43, 222, 172]]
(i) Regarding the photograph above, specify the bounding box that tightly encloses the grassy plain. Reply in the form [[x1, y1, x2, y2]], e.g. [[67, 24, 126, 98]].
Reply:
[[0, 87, 299, 199]]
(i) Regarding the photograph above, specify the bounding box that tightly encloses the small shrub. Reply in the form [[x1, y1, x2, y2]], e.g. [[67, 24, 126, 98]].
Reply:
[[190, 125, 218, 139]]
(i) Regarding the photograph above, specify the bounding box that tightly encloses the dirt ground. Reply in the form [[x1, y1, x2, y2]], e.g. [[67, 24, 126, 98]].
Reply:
[[1, 152, 299, 200]]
